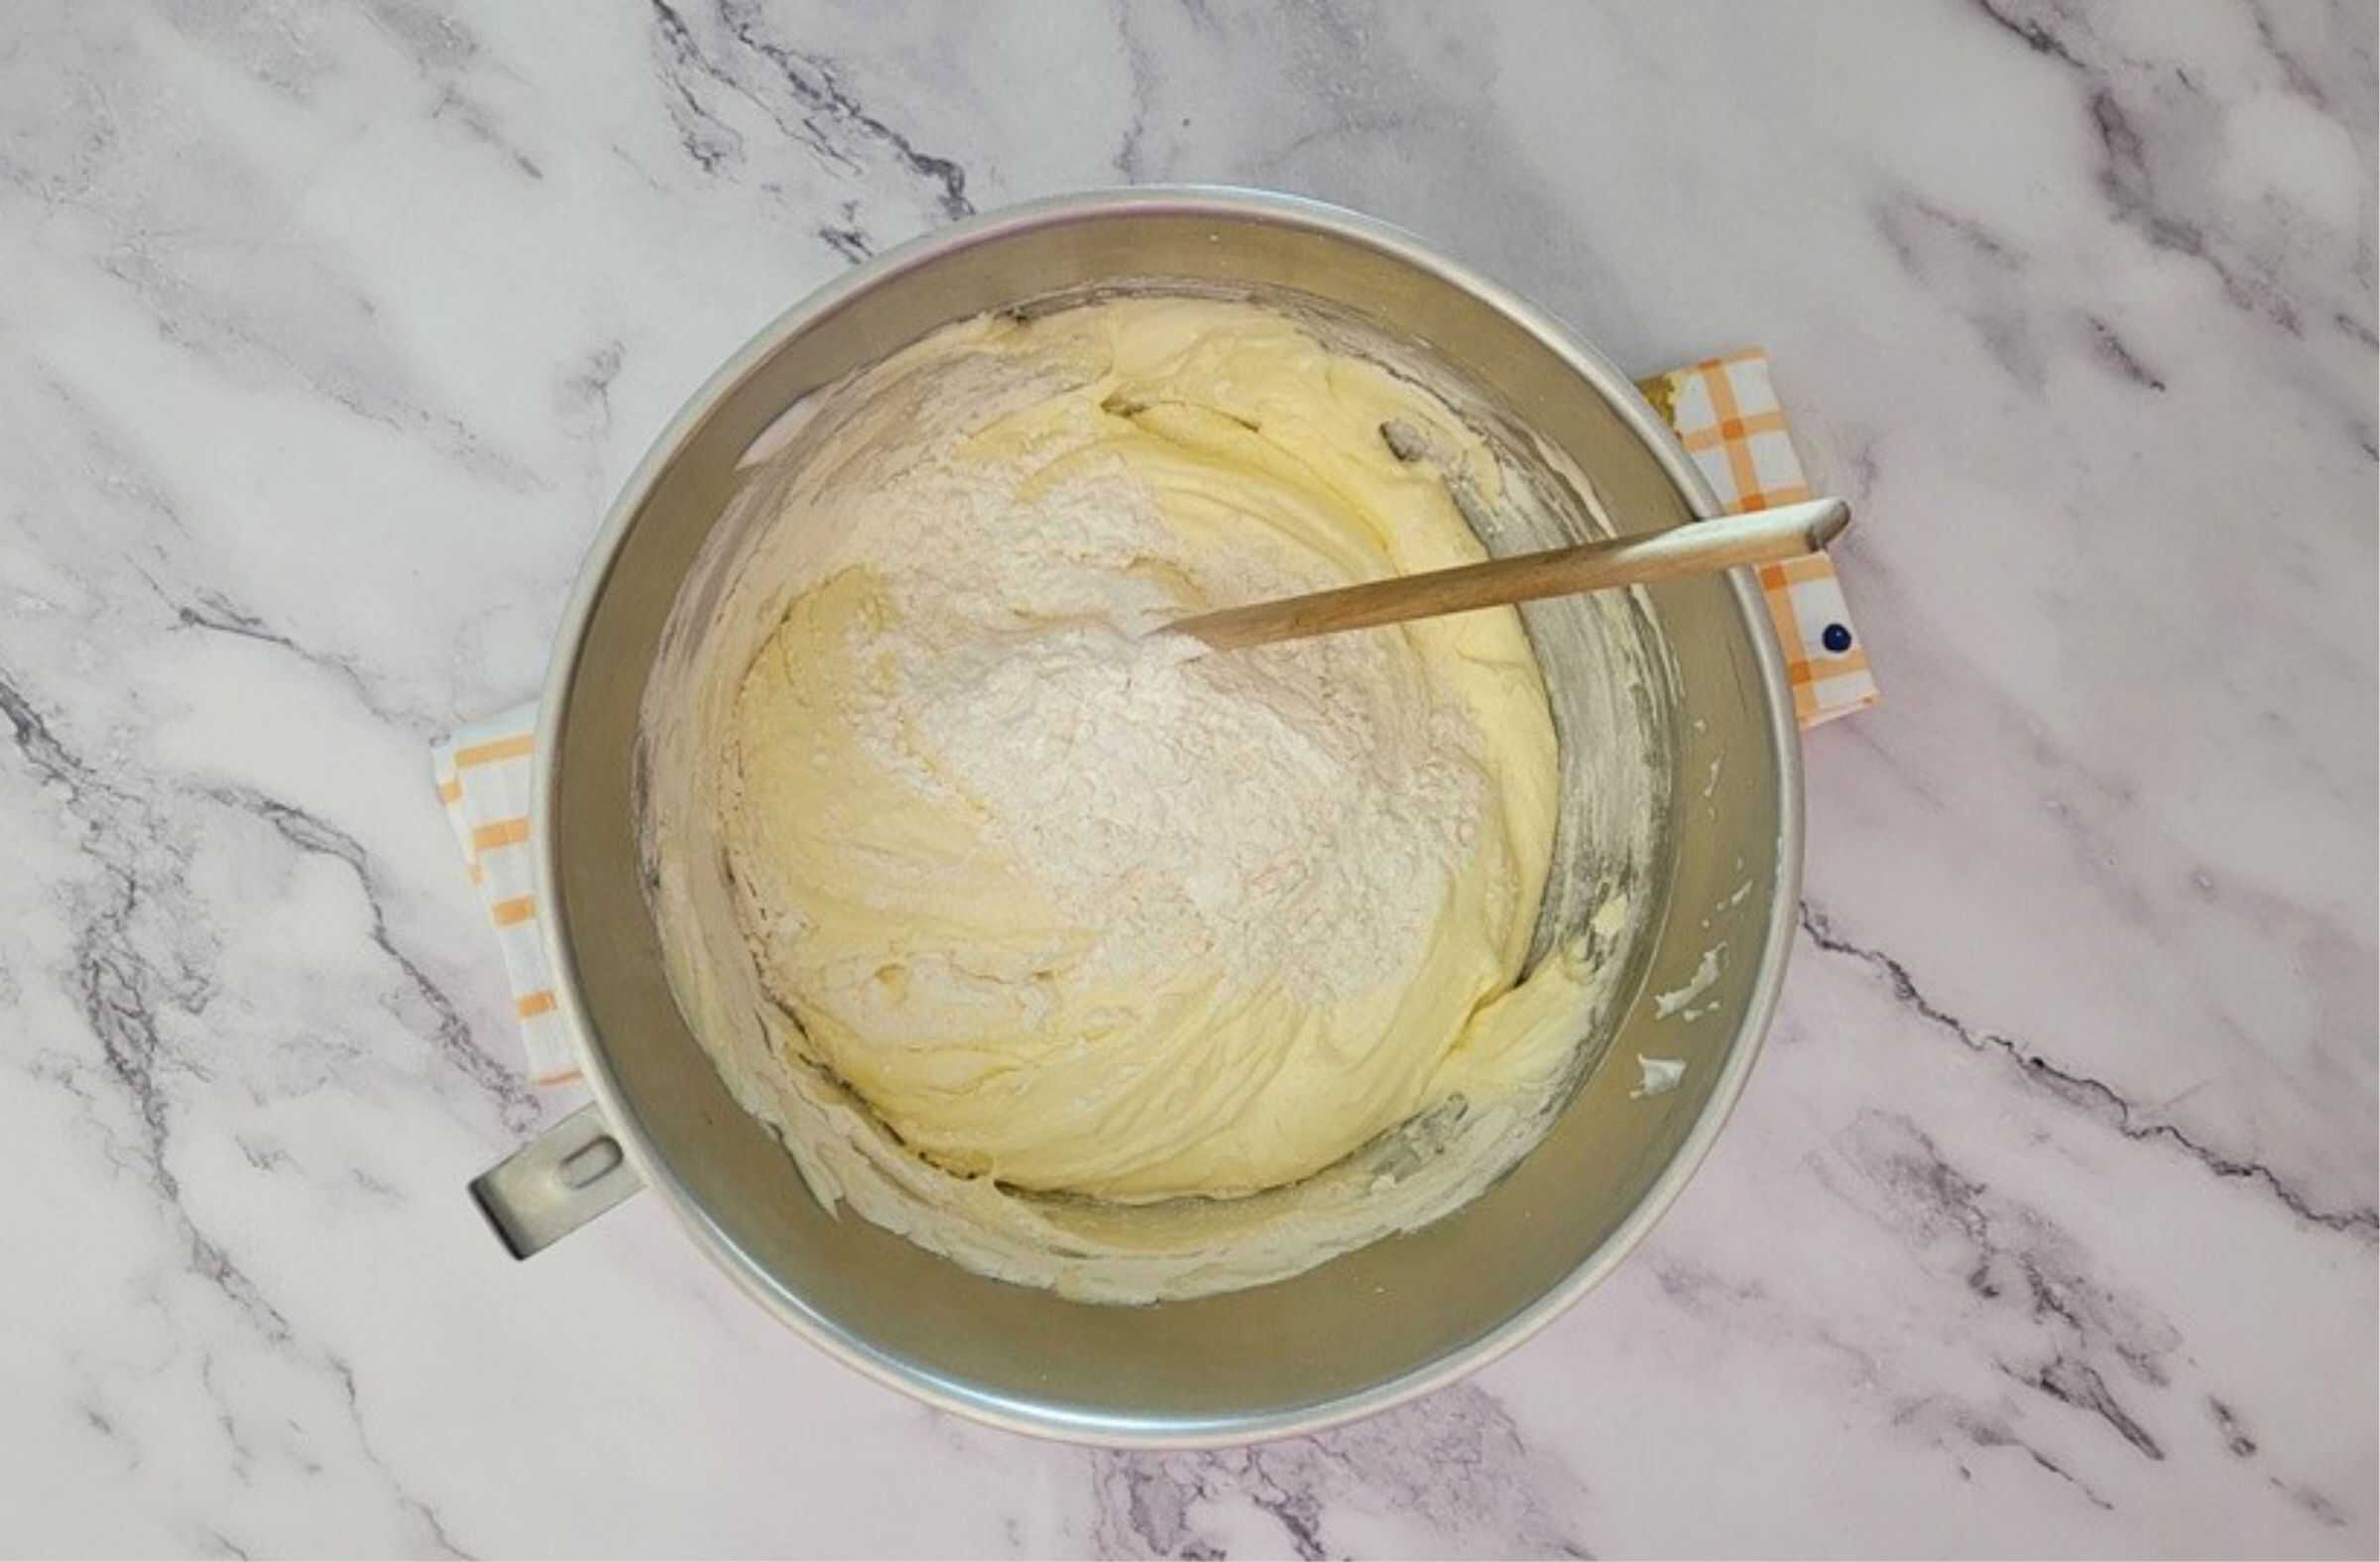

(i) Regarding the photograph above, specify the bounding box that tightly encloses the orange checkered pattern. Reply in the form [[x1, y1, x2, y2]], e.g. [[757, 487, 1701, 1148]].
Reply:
[[1642, 349, 1879, 727], [430, 705, 579, 1086]]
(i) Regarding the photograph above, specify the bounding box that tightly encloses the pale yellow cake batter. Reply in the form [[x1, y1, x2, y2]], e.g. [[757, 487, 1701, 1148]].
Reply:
[[645, 297, 1650, 1300], [725, 299, 1568, 1205]]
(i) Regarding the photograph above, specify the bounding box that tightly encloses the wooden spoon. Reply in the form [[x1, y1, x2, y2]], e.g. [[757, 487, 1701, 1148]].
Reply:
[[1166, 498, 1850, 653]]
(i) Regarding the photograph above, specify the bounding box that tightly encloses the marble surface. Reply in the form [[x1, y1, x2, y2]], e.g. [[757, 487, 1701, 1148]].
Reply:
[[1, 1, 2372, 1555]]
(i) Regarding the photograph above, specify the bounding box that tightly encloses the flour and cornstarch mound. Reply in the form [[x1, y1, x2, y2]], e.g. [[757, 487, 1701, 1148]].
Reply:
[[641, 297, 1658, 1301]]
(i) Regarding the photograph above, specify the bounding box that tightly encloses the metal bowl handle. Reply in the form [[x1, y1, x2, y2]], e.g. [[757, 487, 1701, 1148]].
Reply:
[[469, 1103, 645, 1258]]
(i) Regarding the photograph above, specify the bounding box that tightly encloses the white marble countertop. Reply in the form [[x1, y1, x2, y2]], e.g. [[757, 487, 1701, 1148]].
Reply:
[[3, 2, 2372, 1556]]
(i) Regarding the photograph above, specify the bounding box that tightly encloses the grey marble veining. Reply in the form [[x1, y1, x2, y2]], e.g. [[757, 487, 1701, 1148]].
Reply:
[[0, 1, 2370, 1555]]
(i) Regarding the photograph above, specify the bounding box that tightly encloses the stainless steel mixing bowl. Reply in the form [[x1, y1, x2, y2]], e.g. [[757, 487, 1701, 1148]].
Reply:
[[471, 187, 1802, 1446]]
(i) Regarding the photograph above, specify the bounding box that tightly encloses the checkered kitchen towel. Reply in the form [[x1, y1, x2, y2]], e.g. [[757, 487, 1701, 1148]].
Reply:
[[431, 706, 580, 1085], [435, 350, 1876, 1085], [1638, 349, 1880, 726]]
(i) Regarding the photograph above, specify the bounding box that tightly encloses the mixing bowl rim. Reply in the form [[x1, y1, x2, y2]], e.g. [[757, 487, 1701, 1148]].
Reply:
[[531, 184, 1805, 1447]]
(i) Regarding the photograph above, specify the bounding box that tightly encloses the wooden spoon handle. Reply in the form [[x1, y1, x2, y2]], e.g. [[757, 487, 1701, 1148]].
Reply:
[[1167, 498, 1849, 653]]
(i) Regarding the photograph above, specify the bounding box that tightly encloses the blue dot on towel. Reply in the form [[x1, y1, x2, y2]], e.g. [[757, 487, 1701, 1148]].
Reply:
[[1822, 622, 1852, 654]]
